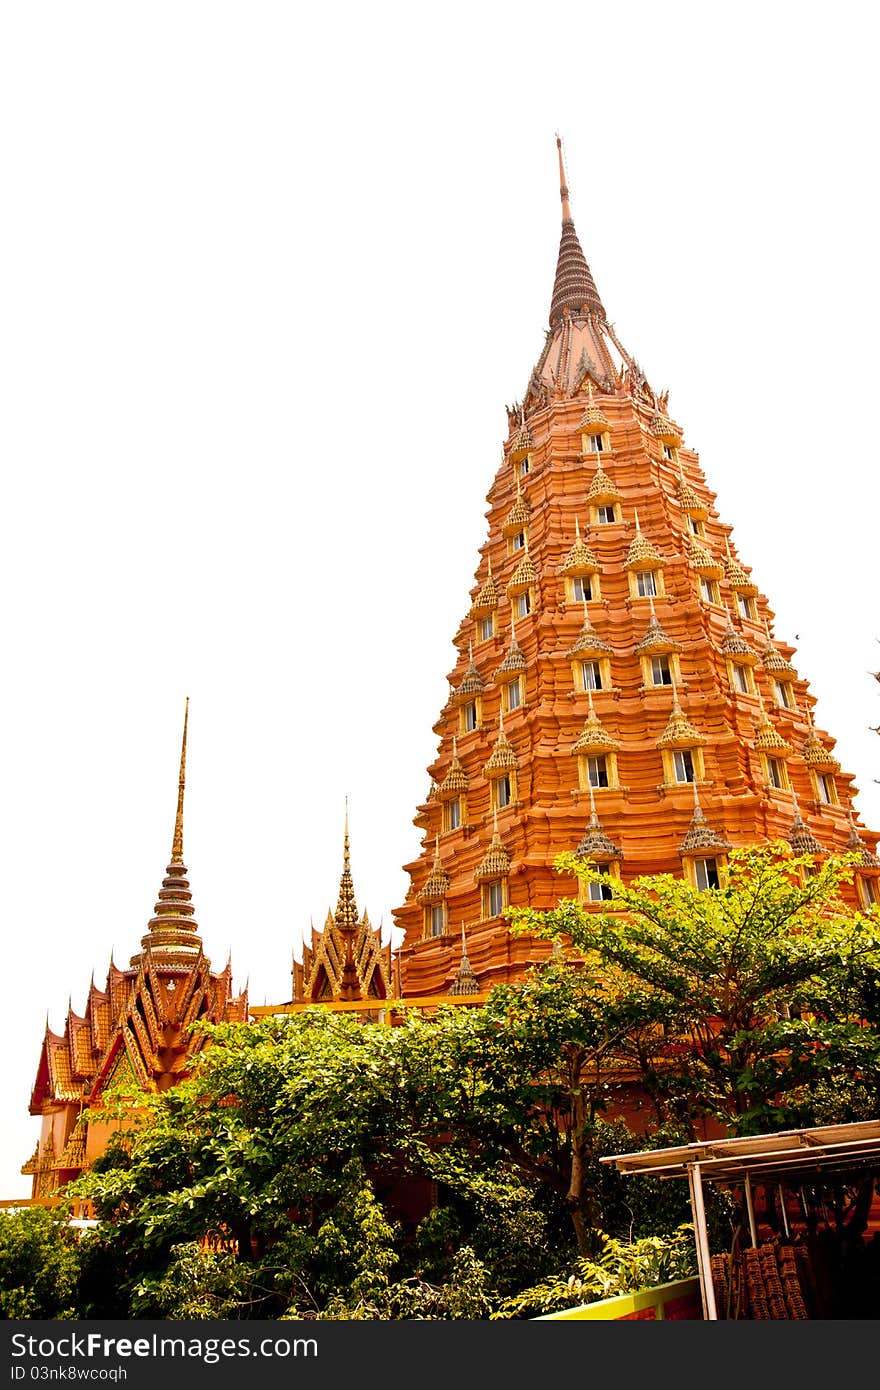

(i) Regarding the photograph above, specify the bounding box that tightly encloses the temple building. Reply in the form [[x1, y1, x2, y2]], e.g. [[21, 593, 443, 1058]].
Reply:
[[394, 138, 880, 996], [23, 702, 248, 1198], [292, 811, 394, 1004]]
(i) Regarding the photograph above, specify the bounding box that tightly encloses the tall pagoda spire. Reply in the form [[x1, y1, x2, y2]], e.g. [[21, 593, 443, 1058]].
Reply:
[[395, 139, 880, 997], [133, 699, 203, 966], [550, 135, 605, 327]]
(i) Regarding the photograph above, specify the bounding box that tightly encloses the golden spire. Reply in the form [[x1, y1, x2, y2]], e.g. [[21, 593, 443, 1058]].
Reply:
[[556, 133, 572, 222], [449, 921, 480, 995], [335, 799, 359, 931], [171, 697, 188, 866]]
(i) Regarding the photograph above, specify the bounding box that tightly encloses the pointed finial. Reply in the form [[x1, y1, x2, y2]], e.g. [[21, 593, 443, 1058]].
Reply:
[[487, 556, 493, 578], [575, 515, 581, 539], [492, 807, 500, 836], [556, 133, 572, 221], [171, 697, 189, 864], [587, 687, 596, 718], [670, 676, 682, 715], [588, 780, 600, 827], [468, 639, 474, 662], [460, 920, 469, 960], [452, 734, 459, 758], [344, 797, 350, 870], [499, 704, 505, 731], [633, 508, 642, 533], [509, 602, 518, 641]]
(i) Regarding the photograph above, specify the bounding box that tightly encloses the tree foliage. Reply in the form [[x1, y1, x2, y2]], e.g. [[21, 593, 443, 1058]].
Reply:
[[510, 844, 880, 1133]]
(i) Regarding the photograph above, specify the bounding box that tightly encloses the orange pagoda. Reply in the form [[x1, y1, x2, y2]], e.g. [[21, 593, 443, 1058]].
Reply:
[[23, 702, 248, 1198], [395, 139, 880, 996]]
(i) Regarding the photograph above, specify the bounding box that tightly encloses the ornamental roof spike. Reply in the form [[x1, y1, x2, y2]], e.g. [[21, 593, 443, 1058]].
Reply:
[[566, 603, 613, 658], [575, 781, 622, 860], [753, 698, 793, 752], [678, 780, 732, 855], [474, 816, 512, 882], [760, 625, 798, 678], [624, 512, 664, 569], [549, 135, 606, 328], [449, 921, 481, 995], [572, 689, 620, 753], [559, 518, 600, 576], [720, 608, 759, 661], [847, 814, 880, 869], [634, 602, 680, 654], [786, 790, 825, 856], [417, 835, 451, 902], [586, 463, 622, 504], [657, 688, 705, 749]]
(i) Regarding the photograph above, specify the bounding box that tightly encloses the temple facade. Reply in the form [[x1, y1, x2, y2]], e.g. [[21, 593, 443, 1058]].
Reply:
[[395, 139, 880, 996], [23, 702, 248, 1198]]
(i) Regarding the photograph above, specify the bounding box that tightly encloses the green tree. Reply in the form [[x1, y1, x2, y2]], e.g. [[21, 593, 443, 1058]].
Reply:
[[510, 844, 880, 1134], [0, 1206, 82, 1319]]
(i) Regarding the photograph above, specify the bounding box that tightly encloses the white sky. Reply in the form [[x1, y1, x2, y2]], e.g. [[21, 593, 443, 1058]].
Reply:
[[1, 1, 879, 1196]]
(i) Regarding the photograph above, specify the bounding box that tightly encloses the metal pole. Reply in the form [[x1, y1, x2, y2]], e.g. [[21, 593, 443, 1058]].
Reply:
[[744, 1171, 758, 1247], [778, 1183, 790, 1239], [688, 1162, 718, 1320]]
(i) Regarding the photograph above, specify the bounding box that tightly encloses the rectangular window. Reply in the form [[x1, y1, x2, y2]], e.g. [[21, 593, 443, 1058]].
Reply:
[[672, 749, 695, 784], [586, 755, 609, 789], [495, 774, 512, 808], [774, 680, 794, 710], [815, 773, 835, 805], [485, 880, 504, 917], [650, 655, 672, 686], [693, 857, 720, 890], [689, 517, 703, 536], [588, 433, 604, 453], [700, 577, 719, 604], [430, 904, 445, 937], [766, 757, 785, 790], [596, 504, 616, 525], [588, 875, 614, 903], [736, 593, 755, 620], [580, 660, 602, 691], [446, 797, 461, 832], [571, 575, 593, 602], [636, 570, 657, 598], [515, 592, 531, 619], [479, 615, 494, 641], [516, 458, 530, 479], [511, 531, 525, 552], [506, 678, 522, 710], [860, 877, 878, 907], [663, 444, 674, 461], [463, 702, 478, 732], [731, 663, 751, 695]]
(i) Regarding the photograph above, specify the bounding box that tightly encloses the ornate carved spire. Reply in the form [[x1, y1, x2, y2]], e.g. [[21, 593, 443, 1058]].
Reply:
[[567, 599, 612, 657], [624, 510, 664, 569], [786, 790, 824, 856], [474, 811, 512, 881], [335, 800, 359, 932], [657, 685, 705, 749], [171, 697, 188, 866], [847, 815, 880, 869], [575, 784, 622, 860], [418, 835, 451, 902], [573, 688, 620, 753], [549, 136, 605, 328], [559, 517, 600, 575], [720, 608, 759, 662], [132, 701, 203, 967], [679, 781, 731, 855], [449, 922, 480, 995], [634, 596, 680, 655]]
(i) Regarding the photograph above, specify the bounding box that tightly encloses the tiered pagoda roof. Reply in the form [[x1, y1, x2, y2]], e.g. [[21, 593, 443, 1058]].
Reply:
[[26, 703, 248, 1195], [394, 137, 879, 995]]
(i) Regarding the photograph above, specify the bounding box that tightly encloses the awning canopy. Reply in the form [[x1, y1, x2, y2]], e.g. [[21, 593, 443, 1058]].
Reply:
[[600, 1119, 880, 1185]]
